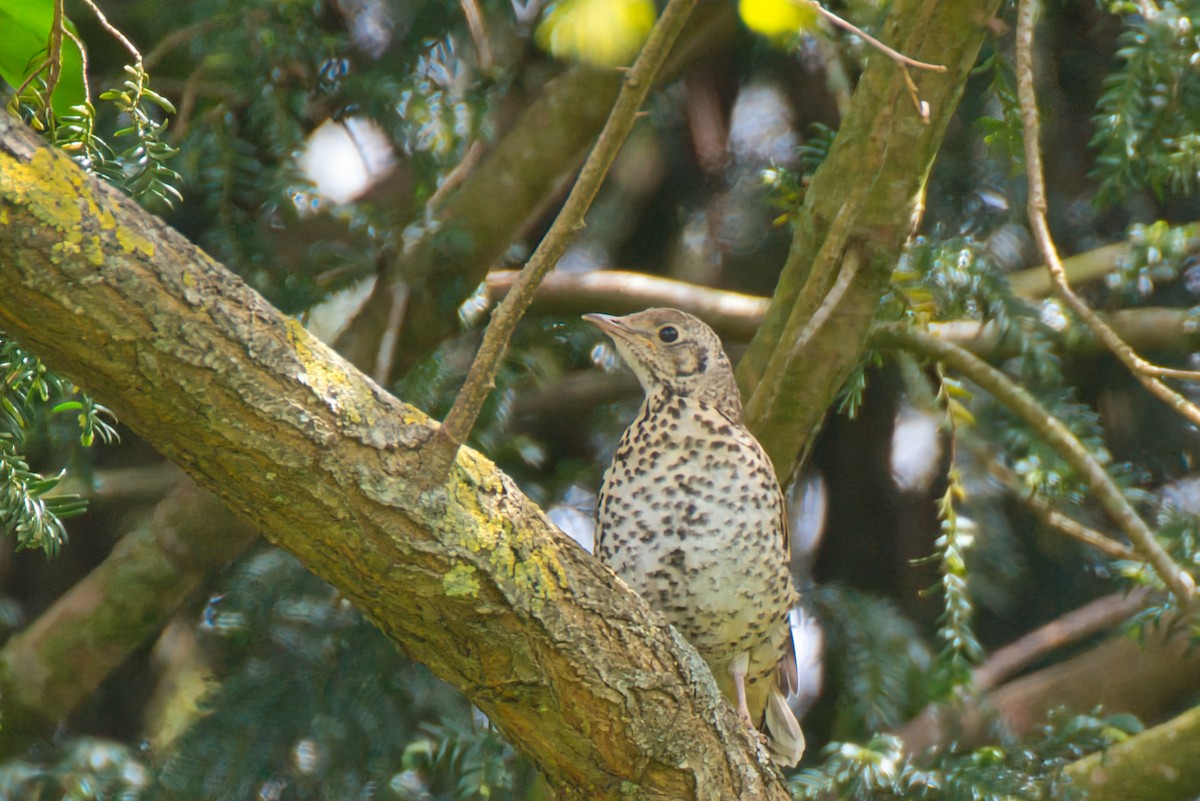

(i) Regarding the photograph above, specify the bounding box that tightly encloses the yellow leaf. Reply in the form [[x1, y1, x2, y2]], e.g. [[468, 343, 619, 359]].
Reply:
[[738, 0, 819, 46], [535, 0, 656, 68]]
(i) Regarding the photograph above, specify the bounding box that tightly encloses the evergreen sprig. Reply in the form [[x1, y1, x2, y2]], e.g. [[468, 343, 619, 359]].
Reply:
[[0, 336, 112, 555], [813, 584, 933, 739], [1092, 3, 1200, 204], [1105, 220, 1199, 299], [792, 709, 1139, 801], [99, 64, 182, 209]]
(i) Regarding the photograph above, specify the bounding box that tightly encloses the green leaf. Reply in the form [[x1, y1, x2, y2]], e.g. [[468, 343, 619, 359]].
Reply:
[[0, 0, 86, 116]]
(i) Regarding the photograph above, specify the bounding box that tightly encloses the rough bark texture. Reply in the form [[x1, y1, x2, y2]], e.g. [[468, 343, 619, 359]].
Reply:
[[737, 0, 1004, 477], [0, 113, 790, 800]]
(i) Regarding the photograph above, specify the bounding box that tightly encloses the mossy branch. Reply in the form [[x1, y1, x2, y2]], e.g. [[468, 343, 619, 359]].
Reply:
[[0, 112, 789, 801]]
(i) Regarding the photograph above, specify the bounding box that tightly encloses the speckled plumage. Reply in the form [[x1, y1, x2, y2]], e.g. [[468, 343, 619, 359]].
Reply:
[[585, 308, 804, 767]]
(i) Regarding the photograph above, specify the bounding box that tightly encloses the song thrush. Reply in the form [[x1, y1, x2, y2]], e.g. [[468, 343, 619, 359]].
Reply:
[[584, 308, 805, 767]]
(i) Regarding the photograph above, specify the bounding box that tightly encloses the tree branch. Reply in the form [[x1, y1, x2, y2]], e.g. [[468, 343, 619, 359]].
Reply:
[[1016, 0, 1200, 418], [437, 0, 698, 453], [485, 269, 1200, 356], [734, 0, 1005, 479], [333, 4, 739, 380], [873, 324, 1195, 607], [1065, 699, 1200, 801], [0, 112, 789, 800], [0, 481, 256, 755], [900, 606, 1200, 755]]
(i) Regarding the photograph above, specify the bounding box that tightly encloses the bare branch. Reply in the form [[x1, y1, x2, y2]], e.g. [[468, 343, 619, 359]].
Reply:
[[436, 0, 699, 453], [0, 482, 256, 754], [873, 323, 1196, 607], [973, 588, 1150, 691], [485, 269, 1200, 356], [801, 1, 948, 73], [1015, 0, 1200, 425]]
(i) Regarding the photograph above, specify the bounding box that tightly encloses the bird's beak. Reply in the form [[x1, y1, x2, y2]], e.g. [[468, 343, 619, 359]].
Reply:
[[582, 313, 630, 340]]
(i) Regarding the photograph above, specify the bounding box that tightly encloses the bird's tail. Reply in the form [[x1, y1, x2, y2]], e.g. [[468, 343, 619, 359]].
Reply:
[[764, 684, 805, 767]]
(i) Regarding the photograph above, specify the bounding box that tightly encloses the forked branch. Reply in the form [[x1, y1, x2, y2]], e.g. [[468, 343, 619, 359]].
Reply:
[[1015, 0, 1200, 420]]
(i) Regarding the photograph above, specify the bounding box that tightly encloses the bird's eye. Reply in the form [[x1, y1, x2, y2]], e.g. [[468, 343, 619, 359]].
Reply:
[[657, 325, 679, 343]]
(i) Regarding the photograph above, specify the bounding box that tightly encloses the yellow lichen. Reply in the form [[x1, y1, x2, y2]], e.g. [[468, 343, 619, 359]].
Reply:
[[443, 563, 481, 597], [434, 459, 569, 611], [286, 318, 374, 426], [1, 148, 85, 233], [115, 225, 155, 258]]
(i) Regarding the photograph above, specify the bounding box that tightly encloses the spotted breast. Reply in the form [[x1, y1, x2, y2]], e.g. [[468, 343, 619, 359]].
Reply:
[[584, 307, 804, 767]]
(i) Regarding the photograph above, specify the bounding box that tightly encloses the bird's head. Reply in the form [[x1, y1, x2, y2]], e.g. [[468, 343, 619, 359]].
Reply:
[[583, 308, 743, 420]]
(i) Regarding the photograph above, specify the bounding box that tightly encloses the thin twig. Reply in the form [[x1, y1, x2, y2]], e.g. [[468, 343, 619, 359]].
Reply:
[[428, 140, 485, 212], [486, 270, 770, 339], [460, 0, 494, 71], [981, 459, 1139, 561], [77, 0, 143, 65], [802, 0, 947, 73], [873, 323, 1195, 608], [975, 588, 1151, 691], [63, 28, 90, 105], [145, 20, 217, 70], [44, 0, 66, 109], [373, 283, 409, 385], [436, 0, 699, 452], [13, 0, 66, 117], [1015, 0, 1200, 426]]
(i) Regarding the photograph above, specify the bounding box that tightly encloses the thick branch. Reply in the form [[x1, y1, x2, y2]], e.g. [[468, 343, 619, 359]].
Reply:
[[0, 113, 788, 800], [1065, 700, 1200, 801], [734, 0, 1004, 478]]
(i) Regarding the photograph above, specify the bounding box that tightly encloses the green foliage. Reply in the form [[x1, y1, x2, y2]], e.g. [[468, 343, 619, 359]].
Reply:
[[153, 548, 525, 801], [0, 0, 86, 117], [98, 65, 182, 208], [813, 584, 934, 738], [0, 738, 148, 801], [0, 335, 114, 555], [835, 349, 882, 418], [4, 3, 183, 210], [1105, 220, 1200, 299], [168, 0, 500, 311], [918, 464, 985, 697], [974, 46, 1024, 176], [1092, 3, 1200, 204], [792, 709, 1140, 801], [403, 719, 525, 801]]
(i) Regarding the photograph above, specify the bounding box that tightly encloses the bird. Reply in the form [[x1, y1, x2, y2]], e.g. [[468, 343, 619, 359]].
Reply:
[[583, 307, 805, 767]]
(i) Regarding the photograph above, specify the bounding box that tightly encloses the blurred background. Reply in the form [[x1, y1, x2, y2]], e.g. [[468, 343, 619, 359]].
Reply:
[[3, 0, 1200, 798]]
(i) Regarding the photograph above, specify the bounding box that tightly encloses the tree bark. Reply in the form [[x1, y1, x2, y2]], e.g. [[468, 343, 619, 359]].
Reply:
[[0, 112, 789, 799], [1064, 701, 1200, 801], [737, 0, 1004, 477]]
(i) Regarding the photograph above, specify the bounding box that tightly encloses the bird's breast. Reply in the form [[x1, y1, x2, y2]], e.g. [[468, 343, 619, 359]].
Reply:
[[595, 397, 792, 655]]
